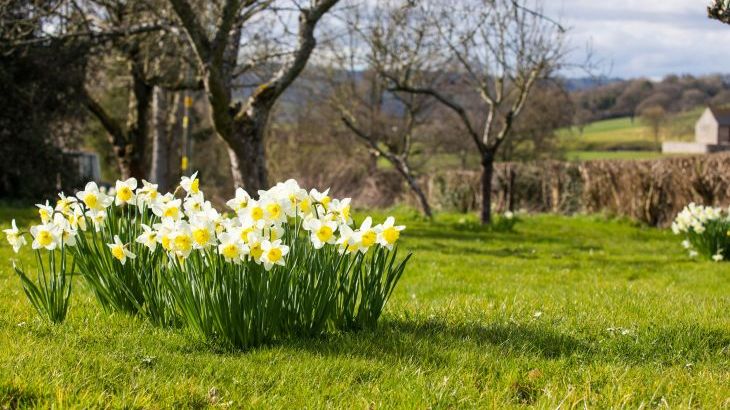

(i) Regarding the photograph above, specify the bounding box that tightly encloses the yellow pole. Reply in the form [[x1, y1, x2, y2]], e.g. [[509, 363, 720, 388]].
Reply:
[[181, 94, 192, 175]]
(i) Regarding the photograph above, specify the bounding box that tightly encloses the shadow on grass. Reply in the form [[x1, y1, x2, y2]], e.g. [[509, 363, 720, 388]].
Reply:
[[404, 225, 564, 245], [0, 383, 40, 409], [410, 242, 541, 259], [276, 318, 730, 369], [279, 318, 588, 367]]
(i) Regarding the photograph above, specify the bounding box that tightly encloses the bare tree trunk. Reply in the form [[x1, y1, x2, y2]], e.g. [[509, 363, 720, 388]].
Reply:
[[405, 175, 432, 218], [166, 92, 182, 185], [507, 165, 516, 212], [150, 86, 170, 191], [393, 161, 432, 218], [124, 49, 152, 179], [481, 151, 495, 224], [83, 51, 152, 181], [227, 117, 268, 192]]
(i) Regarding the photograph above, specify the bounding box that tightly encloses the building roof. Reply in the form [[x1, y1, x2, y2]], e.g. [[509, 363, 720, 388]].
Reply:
[[709, 106, 730, 125]]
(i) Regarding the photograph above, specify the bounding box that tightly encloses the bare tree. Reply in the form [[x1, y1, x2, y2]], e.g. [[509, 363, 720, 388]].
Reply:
[[373, 0, 565, 223], [328, 5, 434, 217], [167, 0, 339, 192], [639, 105, 666, 151]]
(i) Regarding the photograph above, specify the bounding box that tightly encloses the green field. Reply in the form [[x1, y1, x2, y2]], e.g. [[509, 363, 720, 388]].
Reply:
[[2, 208, 730, 407], [559, 108, 702, 160], [566, 150, 667, 161]]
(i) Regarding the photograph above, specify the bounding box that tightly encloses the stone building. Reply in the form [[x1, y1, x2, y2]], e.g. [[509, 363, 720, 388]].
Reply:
[[662, 106, 730, 154]]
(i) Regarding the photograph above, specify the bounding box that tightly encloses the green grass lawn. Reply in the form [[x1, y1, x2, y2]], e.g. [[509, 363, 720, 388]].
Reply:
[[2, 208, 730, 408]]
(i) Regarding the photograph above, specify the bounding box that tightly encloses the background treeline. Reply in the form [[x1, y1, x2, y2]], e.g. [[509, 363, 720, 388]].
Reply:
[[572, 74, 730, 125], [2, 0, 729, 225]]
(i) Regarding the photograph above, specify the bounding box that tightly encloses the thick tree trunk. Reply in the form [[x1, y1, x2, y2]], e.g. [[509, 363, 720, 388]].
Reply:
[[121, 50, 152, 180], [227, 117, 268, 193], [150, 86, 170, 191], [480, 151, 495, 224]]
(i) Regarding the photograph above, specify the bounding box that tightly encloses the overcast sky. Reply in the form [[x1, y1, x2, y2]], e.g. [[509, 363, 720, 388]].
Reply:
[[544, 0, 729, 79]]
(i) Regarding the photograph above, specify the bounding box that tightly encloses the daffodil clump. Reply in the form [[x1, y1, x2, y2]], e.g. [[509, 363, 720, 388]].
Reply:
[[672, 203, 730, 261], [5, 212, 74, 323], [5, 174, 411, 348]]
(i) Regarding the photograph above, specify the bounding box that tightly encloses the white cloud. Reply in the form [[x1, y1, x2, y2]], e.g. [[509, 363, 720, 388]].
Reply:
[[544, 0, 730, 78]]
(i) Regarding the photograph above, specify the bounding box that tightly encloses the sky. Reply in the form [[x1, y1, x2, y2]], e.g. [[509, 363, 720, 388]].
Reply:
[[544, 0, 730, 79]]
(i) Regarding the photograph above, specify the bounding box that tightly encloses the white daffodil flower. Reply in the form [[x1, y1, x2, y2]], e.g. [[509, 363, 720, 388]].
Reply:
[[3, 219, 27, 253], [376, 216, 405, 250], [264, 224, 285, 242], [190, 216, 215, 249], [153, 198, 183, 221], [30, 222, 60, 251], [303, 217, 338, 249], [77, 182, 113, 211], [55, 193, 78, 216], [226, 188, 251, 214], [352, 217, 378, 253], [115, 177, 138, 206], [180, 171, 200, 196], [136, 224, 158, 251], [170, 221, 194, 259], [154, 218, 176, 252], [183, 192, 206, 217], [36, 201, 54, 224], [246, 231, 265, 262], [261, 239, 289, 271], [86, 209, 107, 232], [135, 180, 160, 207], [310, 188, 331, 210], [261, 198, 290, 225], [53, 213, 77, 247], [107, 235, 135, 265], [217, 232, 248, 263], [336, 224, 356, 254], [328, 198, 352, 225]]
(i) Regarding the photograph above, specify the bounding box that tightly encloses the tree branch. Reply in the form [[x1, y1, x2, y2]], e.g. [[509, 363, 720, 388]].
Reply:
[[239, 0, 339, 117], [167, 0, 212, 60], [81, 88, 127, 148], [388, 83, 484, 154]]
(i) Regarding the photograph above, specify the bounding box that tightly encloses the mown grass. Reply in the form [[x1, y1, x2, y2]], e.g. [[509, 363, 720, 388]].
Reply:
[[1, 208, 729, 408]]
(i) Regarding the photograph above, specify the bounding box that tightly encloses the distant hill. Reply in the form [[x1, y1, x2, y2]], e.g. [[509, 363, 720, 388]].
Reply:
[[562, 76, 624, 92]]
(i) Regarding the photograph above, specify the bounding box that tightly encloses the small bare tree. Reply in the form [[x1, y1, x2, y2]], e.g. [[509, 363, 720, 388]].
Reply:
[[376, 0, 565, 223], [639, 105, 666, 151], [167, 0, 339, 192], [328, 4, 434, 217]]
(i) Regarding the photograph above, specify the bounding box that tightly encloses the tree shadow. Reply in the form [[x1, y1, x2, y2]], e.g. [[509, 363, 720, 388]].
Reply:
[[410, 241, 541, 259], [279, 317, 588, 368], [276, 318, 730, 369], [404, 225, 564, 246]]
